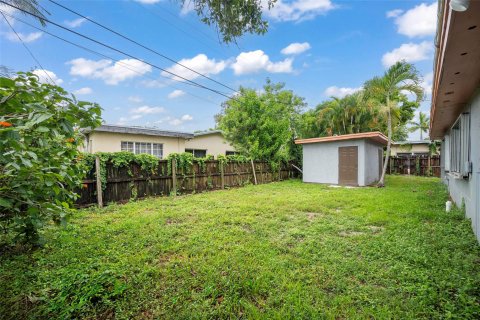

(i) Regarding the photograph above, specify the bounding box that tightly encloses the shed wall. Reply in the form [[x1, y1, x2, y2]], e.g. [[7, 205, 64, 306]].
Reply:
[[302, 139, 366, 186], [364, 140, 384, 185]]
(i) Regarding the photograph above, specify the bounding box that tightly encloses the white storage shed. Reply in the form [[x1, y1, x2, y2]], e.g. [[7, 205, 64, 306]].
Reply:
[[295, 132, 388, 186]]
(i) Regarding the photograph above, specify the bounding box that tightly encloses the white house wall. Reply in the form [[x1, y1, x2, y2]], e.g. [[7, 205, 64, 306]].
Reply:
[[443, 90, 480, 242], [302, 140, 366, 186]]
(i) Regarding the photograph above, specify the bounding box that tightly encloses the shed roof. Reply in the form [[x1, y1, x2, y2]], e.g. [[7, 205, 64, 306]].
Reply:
[[84, 124, 194, 139], [295, 132, 388, 146]]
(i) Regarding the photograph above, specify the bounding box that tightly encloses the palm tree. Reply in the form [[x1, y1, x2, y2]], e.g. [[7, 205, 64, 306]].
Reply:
[[409, 111, 429, 140], [364, 61, 424, 187], [1, 0, 48, 26]]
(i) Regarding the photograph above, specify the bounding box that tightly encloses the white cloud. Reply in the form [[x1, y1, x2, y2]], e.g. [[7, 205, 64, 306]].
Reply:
[[0, 4, 18, 25], [180, 1, 195, 15], [32, 69, 63, 85], [68, 58, 152, 85], [231, 50, 293, 75], [152, 114, 194, 126], [130, 105, 166, 115], [168, 89, 186, 99], [169, 114, 193, 126], [281, 42, 311, 55], [263, 0, 335, 22], [324, 86, 361, 98], [161, 54, 226, 82], [421, 72, 433, 95], [4, 31, 42, 43], [73, 87, 92, 95], [64, 17, 87, 28], [128, 96, 143, 103], [382, 41, 433, 67], [386, 9, 403, 18], [388, 2, 437, 37]]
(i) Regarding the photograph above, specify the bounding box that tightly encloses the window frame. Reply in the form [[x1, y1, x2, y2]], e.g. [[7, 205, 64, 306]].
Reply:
[[120, 141, 164, 159]]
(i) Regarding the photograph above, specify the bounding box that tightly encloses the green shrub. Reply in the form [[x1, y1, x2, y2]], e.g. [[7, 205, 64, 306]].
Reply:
[[0, 72, 102, 245]]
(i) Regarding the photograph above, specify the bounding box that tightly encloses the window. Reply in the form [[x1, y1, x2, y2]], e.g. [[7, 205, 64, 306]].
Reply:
[[152, 143, 163, 158], [226, 151, 236, 156], [121, 141, 163, 158], [121, 141, 134, 153], [185, 149, 207, 158], [448, 113, 471, 176]]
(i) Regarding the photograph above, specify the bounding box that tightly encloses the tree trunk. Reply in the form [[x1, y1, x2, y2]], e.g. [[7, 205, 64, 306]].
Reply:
[[378, 97, 392, 187]]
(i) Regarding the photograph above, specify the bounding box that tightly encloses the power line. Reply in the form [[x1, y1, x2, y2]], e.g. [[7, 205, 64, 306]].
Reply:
[[0, 1, 234, 101], [1, 11, 56, 85], [1, 10, 223, 107], [48, 0, 238, 94]]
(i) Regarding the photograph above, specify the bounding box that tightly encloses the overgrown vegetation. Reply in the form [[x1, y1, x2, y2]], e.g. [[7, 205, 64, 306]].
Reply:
[[1, 176, 479, 319], [216, 79, 305, 165], [0, 72, 101, 245]]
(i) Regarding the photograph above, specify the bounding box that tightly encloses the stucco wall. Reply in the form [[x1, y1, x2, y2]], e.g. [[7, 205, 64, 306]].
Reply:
[[443, 89, 480, 242], [185, 132, 235, 156], [364, 140, 383, 186], [302, 139, 366, 186], [390, 144, 430, 156], [86, 131, 186, 158]]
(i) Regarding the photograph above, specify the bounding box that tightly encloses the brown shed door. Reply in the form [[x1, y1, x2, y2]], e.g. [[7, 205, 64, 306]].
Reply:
[[338, 146, 358, 186]]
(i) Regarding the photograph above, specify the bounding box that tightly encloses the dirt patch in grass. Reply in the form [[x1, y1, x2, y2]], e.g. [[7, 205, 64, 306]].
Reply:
[[366, 225, 384, 233], [338, 230, 365, 237]]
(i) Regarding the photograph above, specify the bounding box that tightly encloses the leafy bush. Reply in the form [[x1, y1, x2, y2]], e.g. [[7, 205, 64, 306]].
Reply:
[[0, 72, 102, 245]]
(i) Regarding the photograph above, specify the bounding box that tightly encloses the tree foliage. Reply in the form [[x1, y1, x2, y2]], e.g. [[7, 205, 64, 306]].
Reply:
[[9, 0, 276, 44], [363, 61, 424, 187], [409, 111, 429, 140], [216, 80, 305, 163], [185, 0, 276, 43], [0, 72, 102, 245]]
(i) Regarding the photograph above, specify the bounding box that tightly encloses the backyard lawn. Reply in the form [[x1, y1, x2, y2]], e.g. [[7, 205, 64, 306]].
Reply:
[[1, 176, 479, 319]]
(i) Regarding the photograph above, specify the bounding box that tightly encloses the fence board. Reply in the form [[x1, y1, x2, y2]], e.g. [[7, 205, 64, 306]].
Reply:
[[76, 160, 294, 207], [387, 155, 441, 177]]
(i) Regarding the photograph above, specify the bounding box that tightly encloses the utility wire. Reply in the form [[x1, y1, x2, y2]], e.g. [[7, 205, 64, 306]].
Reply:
[[0, 10, 224, 107], [1, 11, 56, 85], [0, 1, 234, 100], [48, 0, 238, 94]]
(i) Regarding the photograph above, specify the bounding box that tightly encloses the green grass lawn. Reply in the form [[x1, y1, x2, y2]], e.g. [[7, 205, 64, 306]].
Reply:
[[1, 176, 480, 319]]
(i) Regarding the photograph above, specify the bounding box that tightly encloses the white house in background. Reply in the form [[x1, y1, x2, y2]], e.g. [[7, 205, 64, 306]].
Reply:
[[82, 125, 236, 159], [430, 0, 479, 242], [390, 141, 432, 157], [184, 130, 236, 157], [82, 125, 193, 158], [295, 132, 387, 186]]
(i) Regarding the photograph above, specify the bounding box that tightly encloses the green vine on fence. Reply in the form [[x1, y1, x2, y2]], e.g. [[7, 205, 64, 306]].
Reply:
[[81, 152, 160, 190]]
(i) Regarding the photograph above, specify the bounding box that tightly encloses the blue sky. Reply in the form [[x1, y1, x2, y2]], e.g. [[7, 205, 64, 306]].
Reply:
[[0, 0, 436, 138]]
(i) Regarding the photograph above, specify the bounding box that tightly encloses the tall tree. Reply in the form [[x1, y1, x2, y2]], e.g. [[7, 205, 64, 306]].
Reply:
[[364, 61, 424, 187], [409, 111, 429, 140], [216, 80, 305, 163]]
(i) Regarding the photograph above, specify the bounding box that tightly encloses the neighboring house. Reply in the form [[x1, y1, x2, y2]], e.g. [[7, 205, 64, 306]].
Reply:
[[184, 130, 236, 157], [391, 141, 431, 157], [82, 125, 193, 158], [295, 132, 387, 186], [430, 0, 480, 241]]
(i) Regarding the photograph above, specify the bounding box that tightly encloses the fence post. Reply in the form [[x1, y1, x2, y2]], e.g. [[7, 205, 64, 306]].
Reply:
[[95, 156, 103, 208], [171, 158, 177, 196], [278, 163, 281, 181], [250, 159, 258, 185], [220, 161, 225, 189]]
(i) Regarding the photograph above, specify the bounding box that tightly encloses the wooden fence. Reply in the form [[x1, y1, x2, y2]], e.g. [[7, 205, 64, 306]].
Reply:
[[388, 155, 441, 177], [76, 159, 294, 207]]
